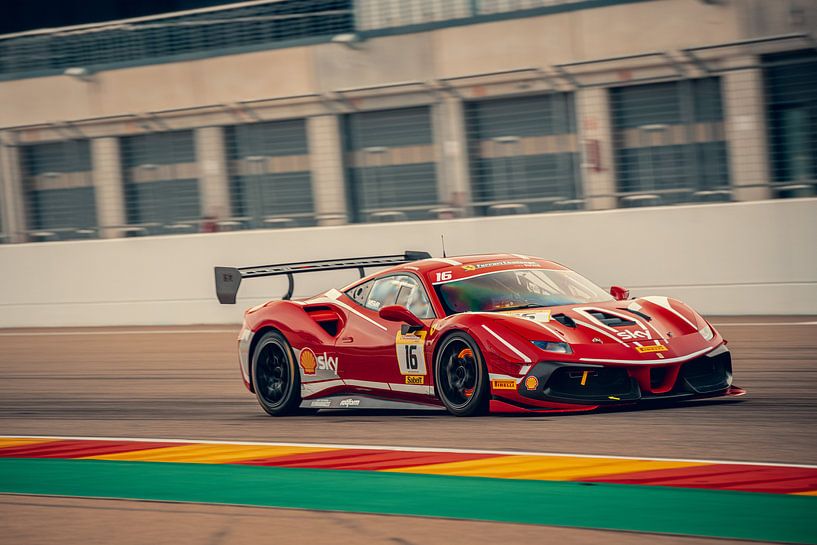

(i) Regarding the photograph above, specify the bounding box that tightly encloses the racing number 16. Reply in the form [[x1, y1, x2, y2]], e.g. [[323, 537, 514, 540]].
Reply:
[[396, 330, 427, 375], [403, 344, 419, 370]]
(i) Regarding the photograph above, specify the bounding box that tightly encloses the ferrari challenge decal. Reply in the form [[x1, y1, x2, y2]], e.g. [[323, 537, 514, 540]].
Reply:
[[462, 260, 538, 271], [395, 330, 427, 375]]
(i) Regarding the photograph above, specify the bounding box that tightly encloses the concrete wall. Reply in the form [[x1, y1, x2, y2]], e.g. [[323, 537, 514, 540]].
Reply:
[[1, 198, 815, 327]]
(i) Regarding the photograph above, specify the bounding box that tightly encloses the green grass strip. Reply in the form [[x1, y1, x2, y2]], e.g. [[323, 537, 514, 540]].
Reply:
[[1, 459, 815, 543]]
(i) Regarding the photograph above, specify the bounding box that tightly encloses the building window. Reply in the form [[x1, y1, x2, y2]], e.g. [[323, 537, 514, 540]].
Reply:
[[344, 107, 440, 223], [764, 50, 817, 198], [120, 130, 200, 235], [225, 119, 314, 229], [21, 140, 97, 241], [610, 78, 730, 206], [465, 93, 580, 215]]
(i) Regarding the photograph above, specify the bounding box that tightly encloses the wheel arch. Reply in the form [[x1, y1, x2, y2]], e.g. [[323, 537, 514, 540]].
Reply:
[[430, 323, 491, 379]]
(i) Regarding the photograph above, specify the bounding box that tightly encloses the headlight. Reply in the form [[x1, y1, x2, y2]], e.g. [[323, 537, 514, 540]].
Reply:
[[531, 341, 572, 354], [699, 323, 714, 341]]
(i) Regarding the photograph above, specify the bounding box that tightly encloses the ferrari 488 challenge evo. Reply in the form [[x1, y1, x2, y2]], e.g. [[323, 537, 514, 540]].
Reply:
[[215, 251, 743, 416]]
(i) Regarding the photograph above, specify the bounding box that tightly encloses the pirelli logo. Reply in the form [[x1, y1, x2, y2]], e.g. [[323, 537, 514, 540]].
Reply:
[[405, 376, 424, 385], [636, 345, 668, 353], [491, 379, 517, 390]]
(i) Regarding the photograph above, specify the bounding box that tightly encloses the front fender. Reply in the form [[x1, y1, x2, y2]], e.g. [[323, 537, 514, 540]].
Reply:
[[430, 314, 539, 378]]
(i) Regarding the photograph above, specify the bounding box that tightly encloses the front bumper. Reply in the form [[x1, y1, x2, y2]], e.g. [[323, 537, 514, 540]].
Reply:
[[512, 345, 736, 407]]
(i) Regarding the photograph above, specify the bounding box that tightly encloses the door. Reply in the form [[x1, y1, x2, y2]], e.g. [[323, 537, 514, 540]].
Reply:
[[334, 273, 436, 400]]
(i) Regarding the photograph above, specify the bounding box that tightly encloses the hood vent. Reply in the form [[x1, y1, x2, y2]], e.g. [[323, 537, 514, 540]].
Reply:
[[622, 308, 653, 321], [552, 313, 577, 328], [585, 310, 636, 328]]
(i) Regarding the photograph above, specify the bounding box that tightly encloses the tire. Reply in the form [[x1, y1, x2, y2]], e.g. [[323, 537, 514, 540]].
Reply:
[[434, 332, 490, 416], [251, 331, 302, 416]]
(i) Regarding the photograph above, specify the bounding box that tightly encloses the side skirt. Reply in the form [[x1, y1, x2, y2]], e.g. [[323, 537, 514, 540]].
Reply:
[[300, 394, 445, 411]]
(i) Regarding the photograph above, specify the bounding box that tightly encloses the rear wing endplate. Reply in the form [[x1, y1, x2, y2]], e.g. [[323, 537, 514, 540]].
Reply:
[[215, 250, 432, 304]]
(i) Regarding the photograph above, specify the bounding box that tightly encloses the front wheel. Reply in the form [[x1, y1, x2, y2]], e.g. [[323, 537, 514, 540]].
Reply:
[[251, 331, 301, 416], [434, 332, 489, 416]]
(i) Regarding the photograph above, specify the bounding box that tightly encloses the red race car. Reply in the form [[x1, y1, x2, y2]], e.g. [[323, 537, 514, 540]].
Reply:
[[215, 251, 744, 416]]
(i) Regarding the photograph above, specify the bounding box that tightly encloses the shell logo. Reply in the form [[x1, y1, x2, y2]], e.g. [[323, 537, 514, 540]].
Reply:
[[299, 348, 318, 375]]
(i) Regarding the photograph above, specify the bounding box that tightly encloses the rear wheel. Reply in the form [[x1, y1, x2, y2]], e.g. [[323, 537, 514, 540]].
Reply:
[[251, 331, 301, 416], [434, 332, 489, 416]]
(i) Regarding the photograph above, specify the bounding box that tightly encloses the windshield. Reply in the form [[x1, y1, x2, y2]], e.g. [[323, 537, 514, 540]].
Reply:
[[434, 269, 613, 315]]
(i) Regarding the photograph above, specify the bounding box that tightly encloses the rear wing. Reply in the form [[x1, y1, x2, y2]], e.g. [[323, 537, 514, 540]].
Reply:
[[215, 251, 432, 304]]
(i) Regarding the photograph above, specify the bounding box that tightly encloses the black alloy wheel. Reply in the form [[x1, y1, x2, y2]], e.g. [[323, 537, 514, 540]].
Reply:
[[251, 331, 301, 416], [434, 332, 489, 416]]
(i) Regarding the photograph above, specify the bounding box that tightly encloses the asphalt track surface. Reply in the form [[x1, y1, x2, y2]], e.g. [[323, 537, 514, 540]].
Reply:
[[1, 317, 816, 544]]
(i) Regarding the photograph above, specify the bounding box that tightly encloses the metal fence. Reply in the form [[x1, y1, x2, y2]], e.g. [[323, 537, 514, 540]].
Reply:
[[0, 0, 354, 79], [0, 0, 648, 80], [356, 0, 609, 31]]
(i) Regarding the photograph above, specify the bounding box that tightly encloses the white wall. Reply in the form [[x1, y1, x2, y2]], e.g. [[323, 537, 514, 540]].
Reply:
[[1, 198, 815, 327]]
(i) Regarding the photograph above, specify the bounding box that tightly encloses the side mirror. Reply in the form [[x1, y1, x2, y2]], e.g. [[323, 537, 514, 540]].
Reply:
[[379, 305, 425, 329], [610, 285, 630, 301]]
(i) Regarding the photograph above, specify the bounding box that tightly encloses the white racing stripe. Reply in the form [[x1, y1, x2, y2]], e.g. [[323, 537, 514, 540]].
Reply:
[[502, 313, 562, 338], [598, 307, 651, 335], [575, 307, 649, 336], [481, 325, 532, 363], [306, 379, 433, 395], [641, 296, 698, 329], [344, 379, 390, 390], [426, 258, 462, 266], [431, 269, 504, 285], [301, 379, 345, 396], [307, 290, 387, 332], [489, 372, 521, 384], [390, 383, 432, 394], [3, 434, 815, 469], [573, 308, 618, 333], [643, 319, 668, 342]]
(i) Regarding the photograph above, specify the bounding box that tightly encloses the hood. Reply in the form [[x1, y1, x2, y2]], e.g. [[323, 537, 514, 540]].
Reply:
[[469, 296, 714, 364]]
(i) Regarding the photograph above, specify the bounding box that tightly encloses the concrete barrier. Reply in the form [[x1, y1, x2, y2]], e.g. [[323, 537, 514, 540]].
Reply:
[[1, 198, 815, 327]]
